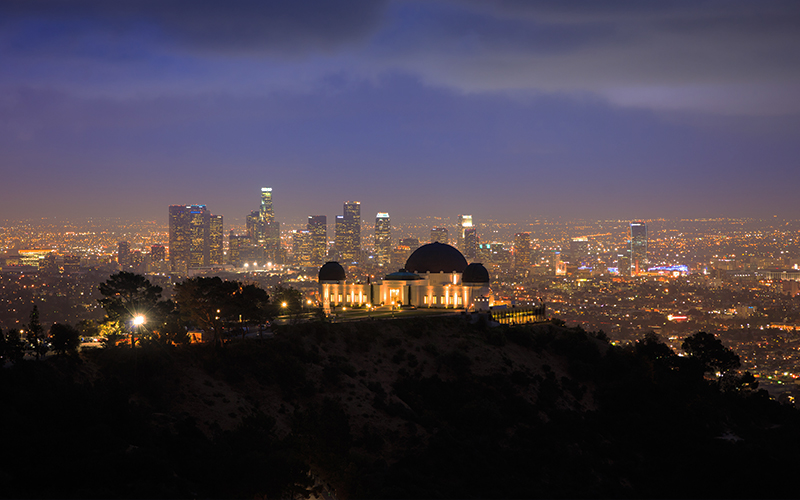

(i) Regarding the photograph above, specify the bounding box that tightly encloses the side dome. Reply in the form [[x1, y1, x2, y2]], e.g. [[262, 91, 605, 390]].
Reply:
[[463, 263, 490, 283], [404, 242, 468, 274], [318, 261, 346, 282]]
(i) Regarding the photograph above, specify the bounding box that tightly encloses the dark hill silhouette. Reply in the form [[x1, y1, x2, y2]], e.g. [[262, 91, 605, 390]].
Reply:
[[1, 318, 798, 498]]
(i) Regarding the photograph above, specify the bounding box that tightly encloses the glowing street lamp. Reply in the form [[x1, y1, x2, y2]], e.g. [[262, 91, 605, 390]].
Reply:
[[131, 315, 146, 348]]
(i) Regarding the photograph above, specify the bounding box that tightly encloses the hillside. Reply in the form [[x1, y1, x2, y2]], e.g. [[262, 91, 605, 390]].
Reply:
[[2, 317, 799, 498]]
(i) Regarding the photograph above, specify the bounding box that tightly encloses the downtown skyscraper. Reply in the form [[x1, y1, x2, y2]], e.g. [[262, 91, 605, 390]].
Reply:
[[374, 212, 391, 266], [307, 215, 327, 266], [169, 204, 223, 274], [630, 221, 647, 275], [336, 201, 361, 263]]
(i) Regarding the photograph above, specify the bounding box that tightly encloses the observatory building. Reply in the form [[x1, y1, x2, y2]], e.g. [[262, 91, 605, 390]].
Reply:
[[319, 242, 491, 312]]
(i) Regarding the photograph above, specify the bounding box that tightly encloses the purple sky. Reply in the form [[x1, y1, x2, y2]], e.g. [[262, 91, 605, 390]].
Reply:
[[2, 1, 800, 225]]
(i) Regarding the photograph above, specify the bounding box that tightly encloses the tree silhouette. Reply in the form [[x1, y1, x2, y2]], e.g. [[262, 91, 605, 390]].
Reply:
[[272, 285, 303, 321], [98, 272, 172, 345], [175, 277, 271, 346], [50, 323, 81, 356], [681, 331, 740, 375], [27, 305, 48, 360], [4, 329, 26, 364]]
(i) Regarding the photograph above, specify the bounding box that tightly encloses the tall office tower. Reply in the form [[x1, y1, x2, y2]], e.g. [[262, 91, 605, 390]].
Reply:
[[117, 241, 131, 269], [463, 227, 478, 260], [292, 230, 313, 266], [169, 205, 190, 272], [630, 221, 647, 275], [618, 249, 631, 277], [430, 227, 449, 244], [334, 215, 346, 260], [307, 215, 327, 266], [374, 212, 391, 266], [150, 245, 166, 263], [260, 187, 274, 223], [227, 232, 249, 267], [130, 250, 144, 272], [169, 204, 222, 272], [246, 210, 263, 243], [259, 187, 281, 262], [457, 214, 473, 251], [513, 232, 531, 268], [340, 201, 361, 262], [188, 207, 210, 268], [209, 214, 224, 265], [570, 237, 589, 267], [147, 244, 167, 274]]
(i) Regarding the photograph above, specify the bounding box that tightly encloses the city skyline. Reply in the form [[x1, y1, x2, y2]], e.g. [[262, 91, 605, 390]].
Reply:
[[3, 2, 800, 222]]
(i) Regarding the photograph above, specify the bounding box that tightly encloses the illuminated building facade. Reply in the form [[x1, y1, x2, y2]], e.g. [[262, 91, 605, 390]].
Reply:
[[463, 227, 478, 260], [260, 187, 274, 224], [292, 230, 313, 266], [513, 233, 531, 268], [227, 232, 249, 267], [338, 201, 361, 262], [430, 227, 449, 244], [375, 212, 391, 266], [307, 215, 327, 266], [630, 221, 647, 275], [570, 237, 589, 267], [209, 215, 224, 265], [117, 241, 131, 269], [319, 242, 492, 311], [169, 204, 223, 273], [457, 214, 473, 251]]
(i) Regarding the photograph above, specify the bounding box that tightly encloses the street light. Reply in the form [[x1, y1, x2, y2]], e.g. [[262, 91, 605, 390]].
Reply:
[[131, 315, 145, 348]]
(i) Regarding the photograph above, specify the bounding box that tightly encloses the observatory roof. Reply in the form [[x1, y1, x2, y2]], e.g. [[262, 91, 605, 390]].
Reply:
[[404, 242, 468, 274]]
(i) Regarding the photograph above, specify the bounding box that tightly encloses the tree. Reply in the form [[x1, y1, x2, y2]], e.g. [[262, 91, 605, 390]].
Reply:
[[4, 329, 26, 365], [175, 277, 271, 346], [98, 272, 172, 346], [272, 285, 303, 321], [27, 305, 48, 360], [50, 323, 81, 356], [681, 331, 740, 375]]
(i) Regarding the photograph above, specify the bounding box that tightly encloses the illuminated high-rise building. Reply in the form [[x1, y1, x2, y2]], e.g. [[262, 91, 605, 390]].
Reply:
[[246, 210, 262, 243], [463, 227, 478, 260], [292, 230, 313, 266], [117, 241, 131, 269], [339, 201, 361, 262], [570, 237, 589, 267], [227, 232, 250, 267], [168, 204, 222, 273], [618, 249, 631, 277], [147, 244, 167, 274], [150, 245, 166, 263], [209, 214, 224, 265], [513, 233, 531, 268], [307, 215, 327, 266], [260, 187, 274, 224], [375, 212, 391, 266], [457, 214, 473, 251], [630, 221, 647, 275], [430, 227, 449, 244]]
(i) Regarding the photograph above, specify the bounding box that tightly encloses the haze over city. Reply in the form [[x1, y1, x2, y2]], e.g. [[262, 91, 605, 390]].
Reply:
[[3, 1, 800, 223]]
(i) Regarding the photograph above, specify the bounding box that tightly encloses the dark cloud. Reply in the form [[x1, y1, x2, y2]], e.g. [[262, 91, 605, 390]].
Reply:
[[0, 0, 387, 55], [368, 1, 800, 114]]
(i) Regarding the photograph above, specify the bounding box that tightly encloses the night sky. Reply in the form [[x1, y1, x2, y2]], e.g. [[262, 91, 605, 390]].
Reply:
[[2, 1, 800, 224]]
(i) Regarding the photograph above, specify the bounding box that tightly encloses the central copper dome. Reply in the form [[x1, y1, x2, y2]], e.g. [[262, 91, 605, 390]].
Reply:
[[404, 242, 468, 274]]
